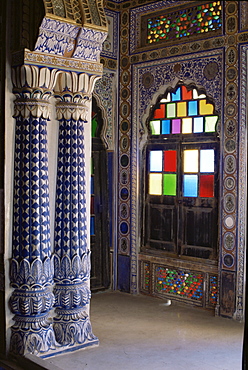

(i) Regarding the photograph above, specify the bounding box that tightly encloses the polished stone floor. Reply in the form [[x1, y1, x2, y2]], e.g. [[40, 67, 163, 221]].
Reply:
[[46, 291, 244, 370]]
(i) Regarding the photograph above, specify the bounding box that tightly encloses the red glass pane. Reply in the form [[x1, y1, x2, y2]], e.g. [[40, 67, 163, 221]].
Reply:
[[90, 196, 95, 214], [164, 150, 177, 172], [182, 85, 192, 100], [199, 175, 214, 197], [154, 104, 165, 119]]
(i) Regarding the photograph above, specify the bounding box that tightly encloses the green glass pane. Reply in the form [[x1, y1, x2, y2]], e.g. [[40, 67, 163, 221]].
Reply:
[[149, 173, 162, 195], [163, 174, 177, 196], [205, 115, 218, 132], [92, 117, 98, 137], [150, 120, 161, 135]]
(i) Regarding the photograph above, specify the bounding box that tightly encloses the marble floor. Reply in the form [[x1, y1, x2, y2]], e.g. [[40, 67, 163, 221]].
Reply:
[[45, 291, 244, 370]]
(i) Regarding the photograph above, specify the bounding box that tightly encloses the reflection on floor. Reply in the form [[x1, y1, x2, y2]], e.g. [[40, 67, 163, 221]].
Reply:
[[46, 291, 244, 370]]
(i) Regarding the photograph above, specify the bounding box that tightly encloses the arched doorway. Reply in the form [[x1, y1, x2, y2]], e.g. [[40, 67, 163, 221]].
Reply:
[[90, 96, 110, 291], [140, 83, 219, 309]]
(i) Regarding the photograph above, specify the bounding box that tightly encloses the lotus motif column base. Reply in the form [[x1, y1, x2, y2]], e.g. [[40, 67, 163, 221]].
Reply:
[[53, 307, 99, 350], [10, 312, 58, 356]]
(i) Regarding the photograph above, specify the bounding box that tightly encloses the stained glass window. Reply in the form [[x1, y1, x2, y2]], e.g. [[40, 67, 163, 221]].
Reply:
[[147, 85, 217, 198], [145, 2, 222, 45], [149, 150, 177, 196], [149, 85, 218, 136]]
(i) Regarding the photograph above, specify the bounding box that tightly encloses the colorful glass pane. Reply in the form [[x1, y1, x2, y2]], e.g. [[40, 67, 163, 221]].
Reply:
[[199, 99, 214, 115], [160, 93, 171, 103], [200, 149, 214, 172], [205, 115, 218, 132], [92, 117, 98, 137], [90, 216, 95, 235], [154, 104, 165, 119], [164, 150, 177, 172], [177, 102, 187, 117], [193, 89, 206, 99], [149, 173, 162, 195], [91, 176, 94, 194], [150, 120, 160, 135], [188, 100, 198, 116], [172, 87, 181, 101], [146, 2, 222, 44], [162, 120, 170, 134], [167, 103, 176, 118], [184, 150, 198, 173], [199, 174, 214, 197], [182, 85, 192, 100], [182, 118, 192, 134], [163, 174, 177, 196], [172, 119, 181, 134], [183, 175, 198, 197], [150, 151, 163, 171], [156, 266, 203, 301], [90, 196, 94, 213], [193, 117, 203, 133]]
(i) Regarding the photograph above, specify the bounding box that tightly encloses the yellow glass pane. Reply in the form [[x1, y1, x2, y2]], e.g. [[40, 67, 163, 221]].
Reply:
[[177, 102, 187, 117], [182, 118, 192, 133], [149, 173, 162, 195], [205, 116, 218, 132], [184, 150, 198, 173], [193, 89, 206, 99], [199, 99, 214, 115]]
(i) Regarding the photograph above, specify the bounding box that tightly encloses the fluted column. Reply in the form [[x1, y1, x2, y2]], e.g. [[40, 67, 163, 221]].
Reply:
[[53, 72, 99, 349], [9, 66, 58, 356]]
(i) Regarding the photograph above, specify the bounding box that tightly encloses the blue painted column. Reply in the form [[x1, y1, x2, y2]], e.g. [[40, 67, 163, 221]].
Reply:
[[9, 76, 57, 356], [53, 82, 98, 350]]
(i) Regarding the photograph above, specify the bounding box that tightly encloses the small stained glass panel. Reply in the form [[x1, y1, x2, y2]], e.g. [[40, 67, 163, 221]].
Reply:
[[162, 120, 170, 134], [193, 89, 206, 99], [154, 104, 165, 119], [150, 120, 161, 135], [182, 118, 192, 134], [150, 151, 163, 171], [193, 117, 204, 133], [199, 174, 214, 197], [184, 150, 198, 173], [172, 87, 181, 101], [149, 173, 162, 195], [205, 116, 218, 132], [90, 216, 95, 235], [164, 150, 177, 172], [199, 99, 214, 115], [160, 93, 171, 103], [200, 149, 214, 172], [188, 100, 198, 116], [172, 119, 181, 134], [177, 102, 187, 117], [163, 174, 177, 196], [167, 103, 176, 118], [183, 175, 198, 197], [182, 85, 192, 100]]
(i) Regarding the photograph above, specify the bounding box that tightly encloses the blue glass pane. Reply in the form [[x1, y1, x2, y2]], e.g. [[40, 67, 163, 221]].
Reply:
[[150, 151, 163, 171], [188, 101, 198, 116], [162, 120, 170, 134], [193, 117, 203, 133], [90, 216, 95, 235], [183, 175, 198, 197], [172, 87, 181, 101], [91, 176, 94, 194]]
